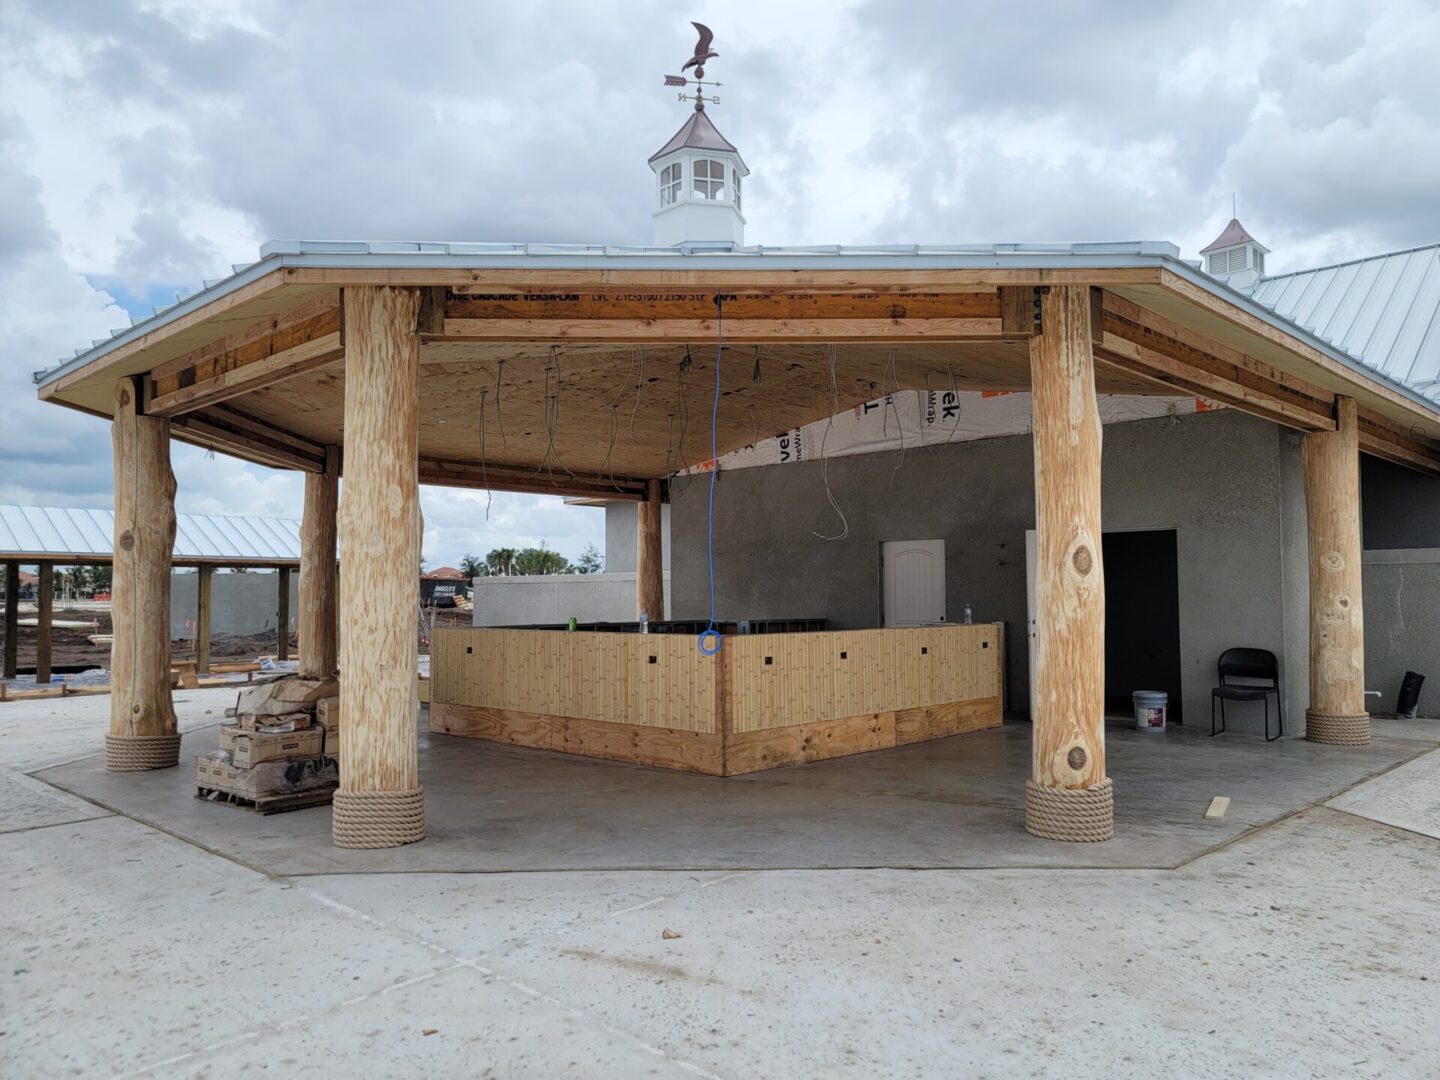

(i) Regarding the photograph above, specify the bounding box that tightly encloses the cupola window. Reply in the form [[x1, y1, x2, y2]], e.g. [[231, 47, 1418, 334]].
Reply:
[[660, 162, 683, 206], [693, 159, 727, 200]]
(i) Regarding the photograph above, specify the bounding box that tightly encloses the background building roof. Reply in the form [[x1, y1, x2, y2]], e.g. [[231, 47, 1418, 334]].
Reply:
[[1250, 243, 1440, 406], [0, 505, 301, 565]]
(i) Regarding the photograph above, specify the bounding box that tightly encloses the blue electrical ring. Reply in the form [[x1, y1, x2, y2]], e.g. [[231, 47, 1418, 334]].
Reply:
[[697, 628, 722, 656]]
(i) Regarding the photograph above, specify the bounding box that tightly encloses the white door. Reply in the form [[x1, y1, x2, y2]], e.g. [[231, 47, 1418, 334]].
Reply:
[[881, 539, 945, 626]]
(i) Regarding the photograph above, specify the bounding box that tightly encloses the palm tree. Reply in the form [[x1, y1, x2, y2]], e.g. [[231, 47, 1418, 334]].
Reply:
[[458, 553, 485, 580], [485, 548, 519, 577]]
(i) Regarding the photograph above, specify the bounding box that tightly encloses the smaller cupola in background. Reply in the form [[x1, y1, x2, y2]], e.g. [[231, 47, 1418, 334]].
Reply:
[[652, 23, 748, 248], [1201, 217, 1269, 291]]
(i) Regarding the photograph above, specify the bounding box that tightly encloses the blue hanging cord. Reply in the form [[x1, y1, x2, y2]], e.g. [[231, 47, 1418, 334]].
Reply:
[[697, 295, 724, 657]]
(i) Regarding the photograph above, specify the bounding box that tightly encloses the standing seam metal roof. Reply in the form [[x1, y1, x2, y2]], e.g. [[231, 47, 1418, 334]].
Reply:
[[0, 505, 301, 563], [1250, 244, 1440, 405]]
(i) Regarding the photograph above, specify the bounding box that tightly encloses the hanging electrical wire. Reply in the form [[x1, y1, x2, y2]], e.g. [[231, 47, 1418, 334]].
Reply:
[[538, 346, 575, 484], [810, 344, 850, 541], [697, 296, 726, 657], [493, 360, 508, 447], [669, 354, 694, 497], [629, 345, 648, 437], [884, 348, 908, 491], [599, 404, 623, 493], [752, 345, 763, 383], [477, 387, 493, 520]]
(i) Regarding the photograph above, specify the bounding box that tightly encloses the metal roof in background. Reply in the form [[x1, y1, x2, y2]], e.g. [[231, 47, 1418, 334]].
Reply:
[[1251, 244, 1440, 406], [0, 505, 301, 564]]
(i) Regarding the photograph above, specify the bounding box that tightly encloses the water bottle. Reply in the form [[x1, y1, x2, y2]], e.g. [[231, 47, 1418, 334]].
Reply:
[[639, 611, 650, 634], [962, 604, 973, 625]]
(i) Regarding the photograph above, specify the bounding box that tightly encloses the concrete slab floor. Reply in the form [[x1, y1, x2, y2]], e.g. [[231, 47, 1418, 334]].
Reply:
[[27, 704, 1440, 875], [3, 693, 1439, 1078]]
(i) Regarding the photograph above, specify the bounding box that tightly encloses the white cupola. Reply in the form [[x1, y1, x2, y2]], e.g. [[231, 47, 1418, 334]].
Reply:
[[650, 109, 748, 248], [652, 22, 747, 248], [1200, 217, 1269, 292]]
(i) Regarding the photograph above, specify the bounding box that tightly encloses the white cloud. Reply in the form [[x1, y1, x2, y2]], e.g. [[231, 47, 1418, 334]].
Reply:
[[2, 0, 1438, 568]]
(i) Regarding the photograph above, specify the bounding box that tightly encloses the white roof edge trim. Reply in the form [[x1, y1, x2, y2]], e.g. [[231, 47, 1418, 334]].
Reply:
[[33, 241, 1439, 419]]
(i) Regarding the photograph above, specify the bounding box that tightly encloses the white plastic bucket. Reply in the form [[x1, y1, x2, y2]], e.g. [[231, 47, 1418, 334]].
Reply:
[[1133, 690, 1168, 732]]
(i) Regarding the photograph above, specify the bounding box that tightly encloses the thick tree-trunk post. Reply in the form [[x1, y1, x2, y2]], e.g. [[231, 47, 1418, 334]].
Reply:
[[108, 376, 179, 771], [299, 446, 340, 678], [276, 567, 291, 661], [334, 286, 425, 848], [195, 565, 213, 673], [4, 561, 19, 680], [36, 563, 53, 685], [637, 479, 664, 621], [1302, 395, 1369, 745], [1026, 285, 1112, 842]]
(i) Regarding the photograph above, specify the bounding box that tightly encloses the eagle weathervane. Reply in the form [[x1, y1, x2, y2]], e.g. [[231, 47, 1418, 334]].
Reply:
[[664, 22, 722, 111]]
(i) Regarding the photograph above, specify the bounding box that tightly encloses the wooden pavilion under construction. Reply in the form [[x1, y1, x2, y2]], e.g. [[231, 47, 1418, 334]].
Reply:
[[33, 237, 1440, 847]]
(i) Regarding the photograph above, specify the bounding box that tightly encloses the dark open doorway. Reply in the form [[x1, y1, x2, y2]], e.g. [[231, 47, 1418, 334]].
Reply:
[[1103, 529, 1183, 721]]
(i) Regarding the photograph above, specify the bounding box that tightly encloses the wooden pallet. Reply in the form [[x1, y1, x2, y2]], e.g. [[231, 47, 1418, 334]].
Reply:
[[195, 784, 336, 814]]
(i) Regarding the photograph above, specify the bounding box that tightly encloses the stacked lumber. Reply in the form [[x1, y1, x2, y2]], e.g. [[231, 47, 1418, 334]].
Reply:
[[195, 676, 340, 813]]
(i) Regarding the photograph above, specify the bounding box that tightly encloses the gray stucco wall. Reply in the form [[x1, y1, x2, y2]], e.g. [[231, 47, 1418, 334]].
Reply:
[[604, 502, 672, 573], [671, 409, 1307, 735], [169, 571, 298, 640], [471, 572, 672, 626], [1362, 550, 1440, 716]]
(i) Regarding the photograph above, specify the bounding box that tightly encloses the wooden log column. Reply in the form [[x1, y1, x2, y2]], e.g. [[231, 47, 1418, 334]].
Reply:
[[298, 446, 340, 678], [107, 376, 180, 771], [1026, 286, 1112, 842], [36, 563, 53, 686], [276, 566, 291, 661], [637, 479, 664, 621], [195, 565, 213, 673], [1302, 396, 1370, 745], [2, 561, 17, 680], [334, 286, 425, 848]]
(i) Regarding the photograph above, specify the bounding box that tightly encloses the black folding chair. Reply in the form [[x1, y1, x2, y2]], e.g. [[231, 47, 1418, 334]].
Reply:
[[1211, 647, 1284, 742]]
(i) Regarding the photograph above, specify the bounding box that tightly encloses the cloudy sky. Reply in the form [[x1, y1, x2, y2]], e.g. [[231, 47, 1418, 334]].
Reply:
[[2, 0, 1437, 568]]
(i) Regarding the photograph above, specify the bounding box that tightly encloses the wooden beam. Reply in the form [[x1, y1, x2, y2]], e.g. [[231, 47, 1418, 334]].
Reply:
[[418, 457, 649, 500], [169, 408, 327, 472], [108, 376, 179, 770], [1026, 285, 1112, 842], [299, 447, 340, 678], [637, 479, 664, 620], [1303, 396, 1370, 745], [446, 289, 1003, 321], [147, 293, 343, 417], [439, 317, 1008, 343], [1356, 409, 1440, 476], [276, 566, 291, 662], [334, 285, 425, 848], [195, 564, 212, 674], [36, 563, 53, 686], [3, 561, 18, 681], [999, 286, 1038, 335]]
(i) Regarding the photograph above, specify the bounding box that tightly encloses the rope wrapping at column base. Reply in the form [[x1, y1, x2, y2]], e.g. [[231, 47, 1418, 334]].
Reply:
[[104, 733, 181, 771], [1305, 710, 1371, 746], [1025, 778, 1114, 843], [332, 787, 425, 849]]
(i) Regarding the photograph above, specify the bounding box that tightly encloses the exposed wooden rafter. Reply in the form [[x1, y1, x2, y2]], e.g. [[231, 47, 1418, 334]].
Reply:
[[170, 404, 328, 473], [418, 457, 651, 501], [147, 293, 343, 417]]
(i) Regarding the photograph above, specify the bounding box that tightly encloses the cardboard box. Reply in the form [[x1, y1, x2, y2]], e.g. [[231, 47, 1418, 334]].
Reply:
[[323, 726, 341, 756], [316, 697, 340, 729], [237, 711, 312, 732], [219, 725, 325, 767], [195, 754, 338, 798]]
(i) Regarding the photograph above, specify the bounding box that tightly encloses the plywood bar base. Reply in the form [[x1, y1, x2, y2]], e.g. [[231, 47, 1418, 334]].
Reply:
[[430, 695, 1002, 776]]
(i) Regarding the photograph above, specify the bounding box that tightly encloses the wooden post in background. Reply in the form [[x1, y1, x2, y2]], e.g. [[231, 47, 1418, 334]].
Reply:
[[637, 479, 664, 622], [1302, 395, 1370, 745], [334, 285, 425, 848], [3, 560, 18, 681], [1025, 286, 1112, 842], [36, 563, 53, 686], [107, 376, 180, 771], [299, 446, 340, 677], [195, 565, 213, 674], [276, 566, 291, 662]]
